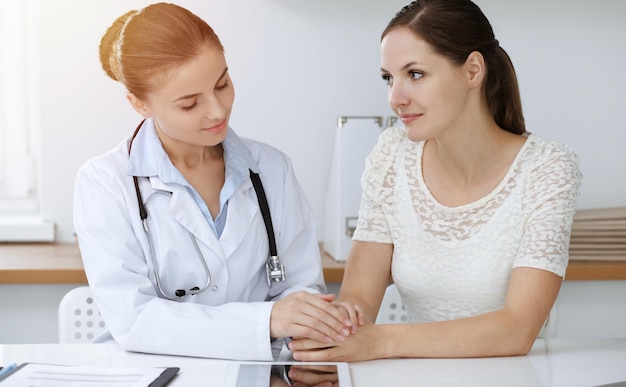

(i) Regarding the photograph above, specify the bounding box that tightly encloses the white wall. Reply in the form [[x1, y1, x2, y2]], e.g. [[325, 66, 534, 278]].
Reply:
[[32, 0, 626, 242]]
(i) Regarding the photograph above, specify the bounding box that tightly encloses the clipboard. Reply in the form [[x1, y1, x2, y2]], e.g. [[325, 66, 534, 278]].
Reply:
[[0, 363, 179, 387], [149, 366, 180, 387]]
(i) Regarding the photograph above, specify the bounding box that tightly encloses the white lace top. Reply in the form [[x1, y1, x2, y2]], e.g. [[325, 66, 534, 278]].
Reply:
[[353, 127, 582, 323]]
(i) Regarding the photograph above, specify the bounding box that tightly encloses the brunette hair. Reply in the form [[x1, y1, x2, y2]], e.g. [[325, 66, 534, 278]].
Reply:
[[383, 0, 525, 134], [99, 2, 224, 100]]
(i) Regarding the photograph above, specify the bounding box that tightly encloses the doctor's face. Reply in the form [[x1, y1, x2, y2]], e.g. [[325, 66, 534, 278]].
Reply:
[[381, 28, 471, 143], [137, 44, 235, 148]]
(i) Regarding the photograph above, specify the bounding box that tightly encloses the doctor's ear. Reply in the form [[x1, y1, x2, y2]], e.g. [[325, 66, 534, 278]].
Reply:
[[127, 93, 152, 118]]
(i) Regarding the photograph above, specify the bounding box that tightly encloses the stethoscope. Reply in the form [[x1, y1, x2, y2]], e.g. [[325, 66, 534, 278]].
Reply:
[[128, 120, 286, 300]]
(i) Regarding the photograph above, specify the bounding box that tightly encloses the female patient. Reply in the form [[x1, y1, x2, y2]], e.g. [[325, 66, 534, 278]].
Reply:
[[289, 0, 581, 362], [73, 3, 353, 361]]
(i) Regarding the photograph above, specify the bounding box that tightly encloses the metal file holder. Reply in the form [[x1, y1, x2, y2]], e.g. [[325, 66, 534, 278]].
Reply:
[[345, 216, 358, 237], [387, 116, 399, 127], [336, 115, 399, 129], [337, 116, 384, 128], [323, 116, 386, 261]]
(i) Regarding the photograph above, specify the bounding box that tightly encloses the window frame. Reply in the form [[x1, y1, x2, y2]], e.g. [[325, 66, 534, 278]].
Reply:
[[0, 0, 53, 241]]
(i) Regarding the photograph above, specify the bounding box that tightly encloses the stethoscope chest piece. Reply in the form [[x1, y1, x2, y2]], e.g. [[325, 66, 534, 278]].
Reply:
[[266, 255, 286, 286]]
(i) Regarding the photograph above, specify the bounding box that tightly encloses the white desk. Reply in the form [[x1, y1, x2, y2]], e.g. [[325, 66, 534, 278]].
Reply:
[[1, 339, 626, 386], [351, 339, 626, 387]]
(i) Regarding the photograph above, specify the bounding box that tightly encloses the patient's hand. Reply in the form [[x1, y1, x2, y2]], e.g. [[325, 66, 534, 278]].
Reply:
[[288, 364, 339, 387], [289, 322, 382, 363]]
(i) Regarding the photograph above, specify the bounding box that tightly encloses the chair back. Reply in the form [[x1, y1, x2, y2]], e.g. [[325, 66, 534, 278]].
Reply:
[[58, 286, 106, 343], [376, 284, 408, 324], [538, 305, 558, 339]]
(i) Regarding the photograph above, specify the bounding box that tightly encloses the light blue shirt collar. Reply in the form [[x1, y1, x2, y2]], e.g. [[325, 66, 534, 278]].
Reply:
[[127, 118, 259, 237]]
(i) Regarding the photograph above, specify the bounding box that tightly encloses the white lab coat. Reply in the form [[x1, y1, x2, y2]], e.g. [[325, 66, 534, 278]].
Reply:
[[73, 123, 325, 361]]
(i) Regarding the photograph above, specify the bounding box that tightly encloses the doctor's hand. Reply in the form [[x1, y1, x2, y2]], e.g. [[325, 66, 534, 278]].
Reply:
[[270, 292, 354, 343], [332, 300, 365, 334]]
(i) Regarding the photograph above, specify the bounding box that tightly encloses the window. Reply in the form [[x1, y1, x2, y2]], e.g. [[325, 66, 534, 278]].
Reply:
[[0, 0, 53, 241]]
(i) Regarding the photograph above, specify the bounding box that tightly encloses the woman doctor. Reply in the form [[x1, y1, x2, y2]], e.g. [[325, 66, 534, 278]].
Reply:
[[73, 2, 354, 361]]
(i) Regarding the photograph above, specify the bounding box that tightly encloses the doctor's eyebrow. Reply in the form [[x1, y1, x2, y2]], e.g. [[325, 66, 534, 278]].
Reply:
[[171, 67, 229, 102]]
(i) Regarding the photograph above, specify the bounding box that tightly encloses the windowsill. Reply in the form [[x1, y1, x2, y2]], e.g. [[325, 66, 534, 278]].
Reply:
[[0, 215, 55, 242], [1, 243, 626, 284]]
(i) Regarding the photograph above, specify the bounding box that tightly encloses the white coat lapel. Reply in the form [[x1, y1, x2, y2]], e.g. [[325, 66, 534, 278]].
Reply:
[[148, 177, 225, 258], [220, 179, 258, 258]]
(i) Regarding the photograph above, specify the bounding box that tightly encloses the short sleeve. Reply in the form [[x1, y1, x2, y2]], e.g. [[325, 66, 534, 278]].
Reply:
[[352, 127, 406, 244], [513, 140, 582, 277]]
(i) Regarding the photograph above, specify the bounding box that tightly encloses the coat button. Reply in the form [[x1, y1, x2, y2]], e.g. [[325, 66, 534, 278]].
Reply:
[[212, 285, 219, 291]]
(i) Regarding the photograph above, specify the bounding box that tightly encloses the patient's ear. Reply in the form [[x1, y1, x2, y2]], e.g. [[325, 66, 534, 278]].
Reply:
[[465, 51, 486, 89], [127, 93, 151, 118]]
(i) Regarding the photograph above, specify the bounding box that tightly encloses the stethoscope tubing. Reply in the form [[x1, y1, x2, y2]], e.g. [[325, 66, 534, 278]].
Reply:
[[128, 119, 285, 300], [141, 190, 212, 300]]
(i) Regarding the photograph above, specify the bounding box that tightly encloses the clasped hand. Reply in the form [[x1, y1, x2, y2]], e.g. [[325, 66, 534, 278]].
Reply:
[[272, 293, 380, 363], [270, 292, 363, 343]]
